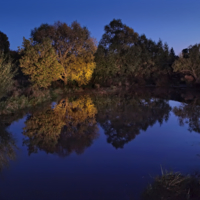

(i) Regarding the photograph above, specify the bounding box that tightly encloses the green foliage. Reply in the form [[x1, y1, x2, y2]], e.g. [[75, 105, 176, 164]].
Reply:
[[173, 44, 200, 83], [31, 21, 97, 86], [94, 19, 140, 84], [94, 19, 176, 86], [19, 38, 63, 88], [0, 54, 15, 98]]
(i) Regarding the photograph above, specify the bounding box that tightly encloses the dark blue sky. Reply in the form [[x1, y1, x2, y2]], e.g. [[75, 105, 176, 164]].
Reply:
[[1, 0, 199, 54]]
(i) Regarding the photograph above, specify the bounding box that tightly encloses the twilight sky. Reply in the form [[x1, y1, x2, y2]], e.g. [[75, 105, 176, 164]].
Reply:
[[1, 0, 199, 55]]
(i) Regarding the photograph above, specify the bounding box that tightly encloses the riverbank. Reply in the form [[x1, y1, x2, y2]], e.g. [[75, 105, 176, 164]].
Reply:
[[1, 85, 200, 115]]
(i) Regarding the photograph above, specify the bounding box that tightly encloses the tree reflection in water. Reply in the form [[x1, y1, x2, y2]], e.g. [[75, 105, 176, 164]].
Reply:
[[23, 96, 99, 156], [95, 95, 171, 148], [0, 116, 17, 171], [173, 99, 200, 133], [23, 93, 172, 153]]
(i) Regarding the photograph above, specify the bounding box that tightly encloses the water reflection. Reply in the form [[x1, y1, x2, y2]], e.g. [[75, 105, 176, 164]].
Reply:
[[23, 96, 99, 156], [0, 116, 17, 171], [21, 92, 200, 152], [173, 98, 200, 133], [95, 95, 171, 148], [2, 90, 200, 199]]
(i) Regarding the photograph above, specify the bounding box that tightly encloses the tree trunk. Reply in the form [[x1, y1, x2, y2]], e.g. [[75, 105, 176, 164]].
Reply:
[[64, 76, 68, 85]]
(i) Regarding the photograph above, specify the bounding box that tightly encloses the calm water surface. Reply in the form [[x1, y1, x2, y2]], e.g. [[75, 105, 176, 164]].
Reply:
[[1, 93, 200, 200]]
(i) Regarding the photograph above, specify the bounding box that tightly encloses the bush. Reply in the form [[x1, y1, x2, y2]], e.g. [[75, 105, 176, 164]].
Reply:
[[0, 55, 15, 98]]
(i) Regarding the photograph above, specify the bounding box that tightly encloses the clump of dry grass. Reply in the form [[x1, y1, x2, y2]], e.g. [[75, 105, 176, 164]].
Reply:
[[142, 169, 200, 200]]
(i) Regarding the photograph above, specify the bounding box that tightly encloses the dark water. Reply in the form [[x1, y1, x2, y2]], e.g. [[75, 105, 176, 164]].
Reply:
[[1, 92, 200, 200]]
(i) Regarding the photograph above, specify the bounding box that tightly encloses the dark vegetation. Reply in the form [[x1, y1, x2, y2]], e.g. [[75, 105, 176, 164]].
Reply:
[[94, 93, 171, 148], [142, 170, 200, 200], [0, 19, 200, 113]]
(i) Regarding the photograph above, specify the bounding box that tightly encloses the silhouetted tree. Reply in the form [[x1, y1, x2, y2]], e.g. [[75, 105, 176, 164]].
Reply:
[[94, 19, 140, 85], [0, 31, 10, 55], [94, 19, 175, 86]]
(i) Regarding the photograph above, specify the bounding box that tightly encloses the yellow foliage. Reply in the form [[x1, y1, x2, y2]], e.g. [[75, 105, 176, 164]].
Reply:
[[19, 38, 64, 88], [55, 95, 98, 133], [66, 60, 96, 86], [23, 107, 66, 152], [23, 96, 98, 154]]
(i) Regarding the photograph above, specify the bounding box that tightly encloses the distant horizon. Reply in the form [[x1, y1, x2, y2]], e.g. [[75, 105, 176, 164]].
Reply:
[[1, 0, 200, 55]]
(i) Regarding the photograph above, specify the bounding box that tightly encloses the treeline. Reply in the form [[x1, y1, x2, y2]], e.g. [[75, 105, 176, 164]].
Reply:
[[1, 19, 200, 101]]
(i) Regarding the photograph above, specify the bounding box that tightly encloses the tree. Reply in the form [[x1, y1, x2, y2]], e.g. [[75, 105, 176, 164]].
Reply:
[[31, 21, 97, 86], [19, 38, 64, 88], [0, 54, 15, 98], [169, 48, 176, 66], [172, 44, 200, 83], [0, 31, 10, 55], [94, 19, 140, 85], [138, 38, 172, 83], [94, 19, 174, 86]]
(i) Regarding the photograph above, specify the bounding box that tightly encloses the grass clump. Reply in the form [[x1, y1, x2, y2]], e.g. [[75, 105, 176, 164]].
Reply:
[[142, 169, 200, 200]]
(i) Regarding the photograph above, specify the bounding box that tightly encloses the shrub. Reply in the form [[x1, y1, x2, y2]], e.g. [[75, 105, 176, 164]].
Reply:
[[0, 55, 15, 98]]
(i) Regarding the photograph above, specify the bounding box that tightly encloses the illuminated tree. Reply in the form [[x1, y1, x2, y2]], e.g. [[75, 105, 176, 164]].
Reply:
[[31, 21, 97, 86], [19, 38, 64, 88]]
